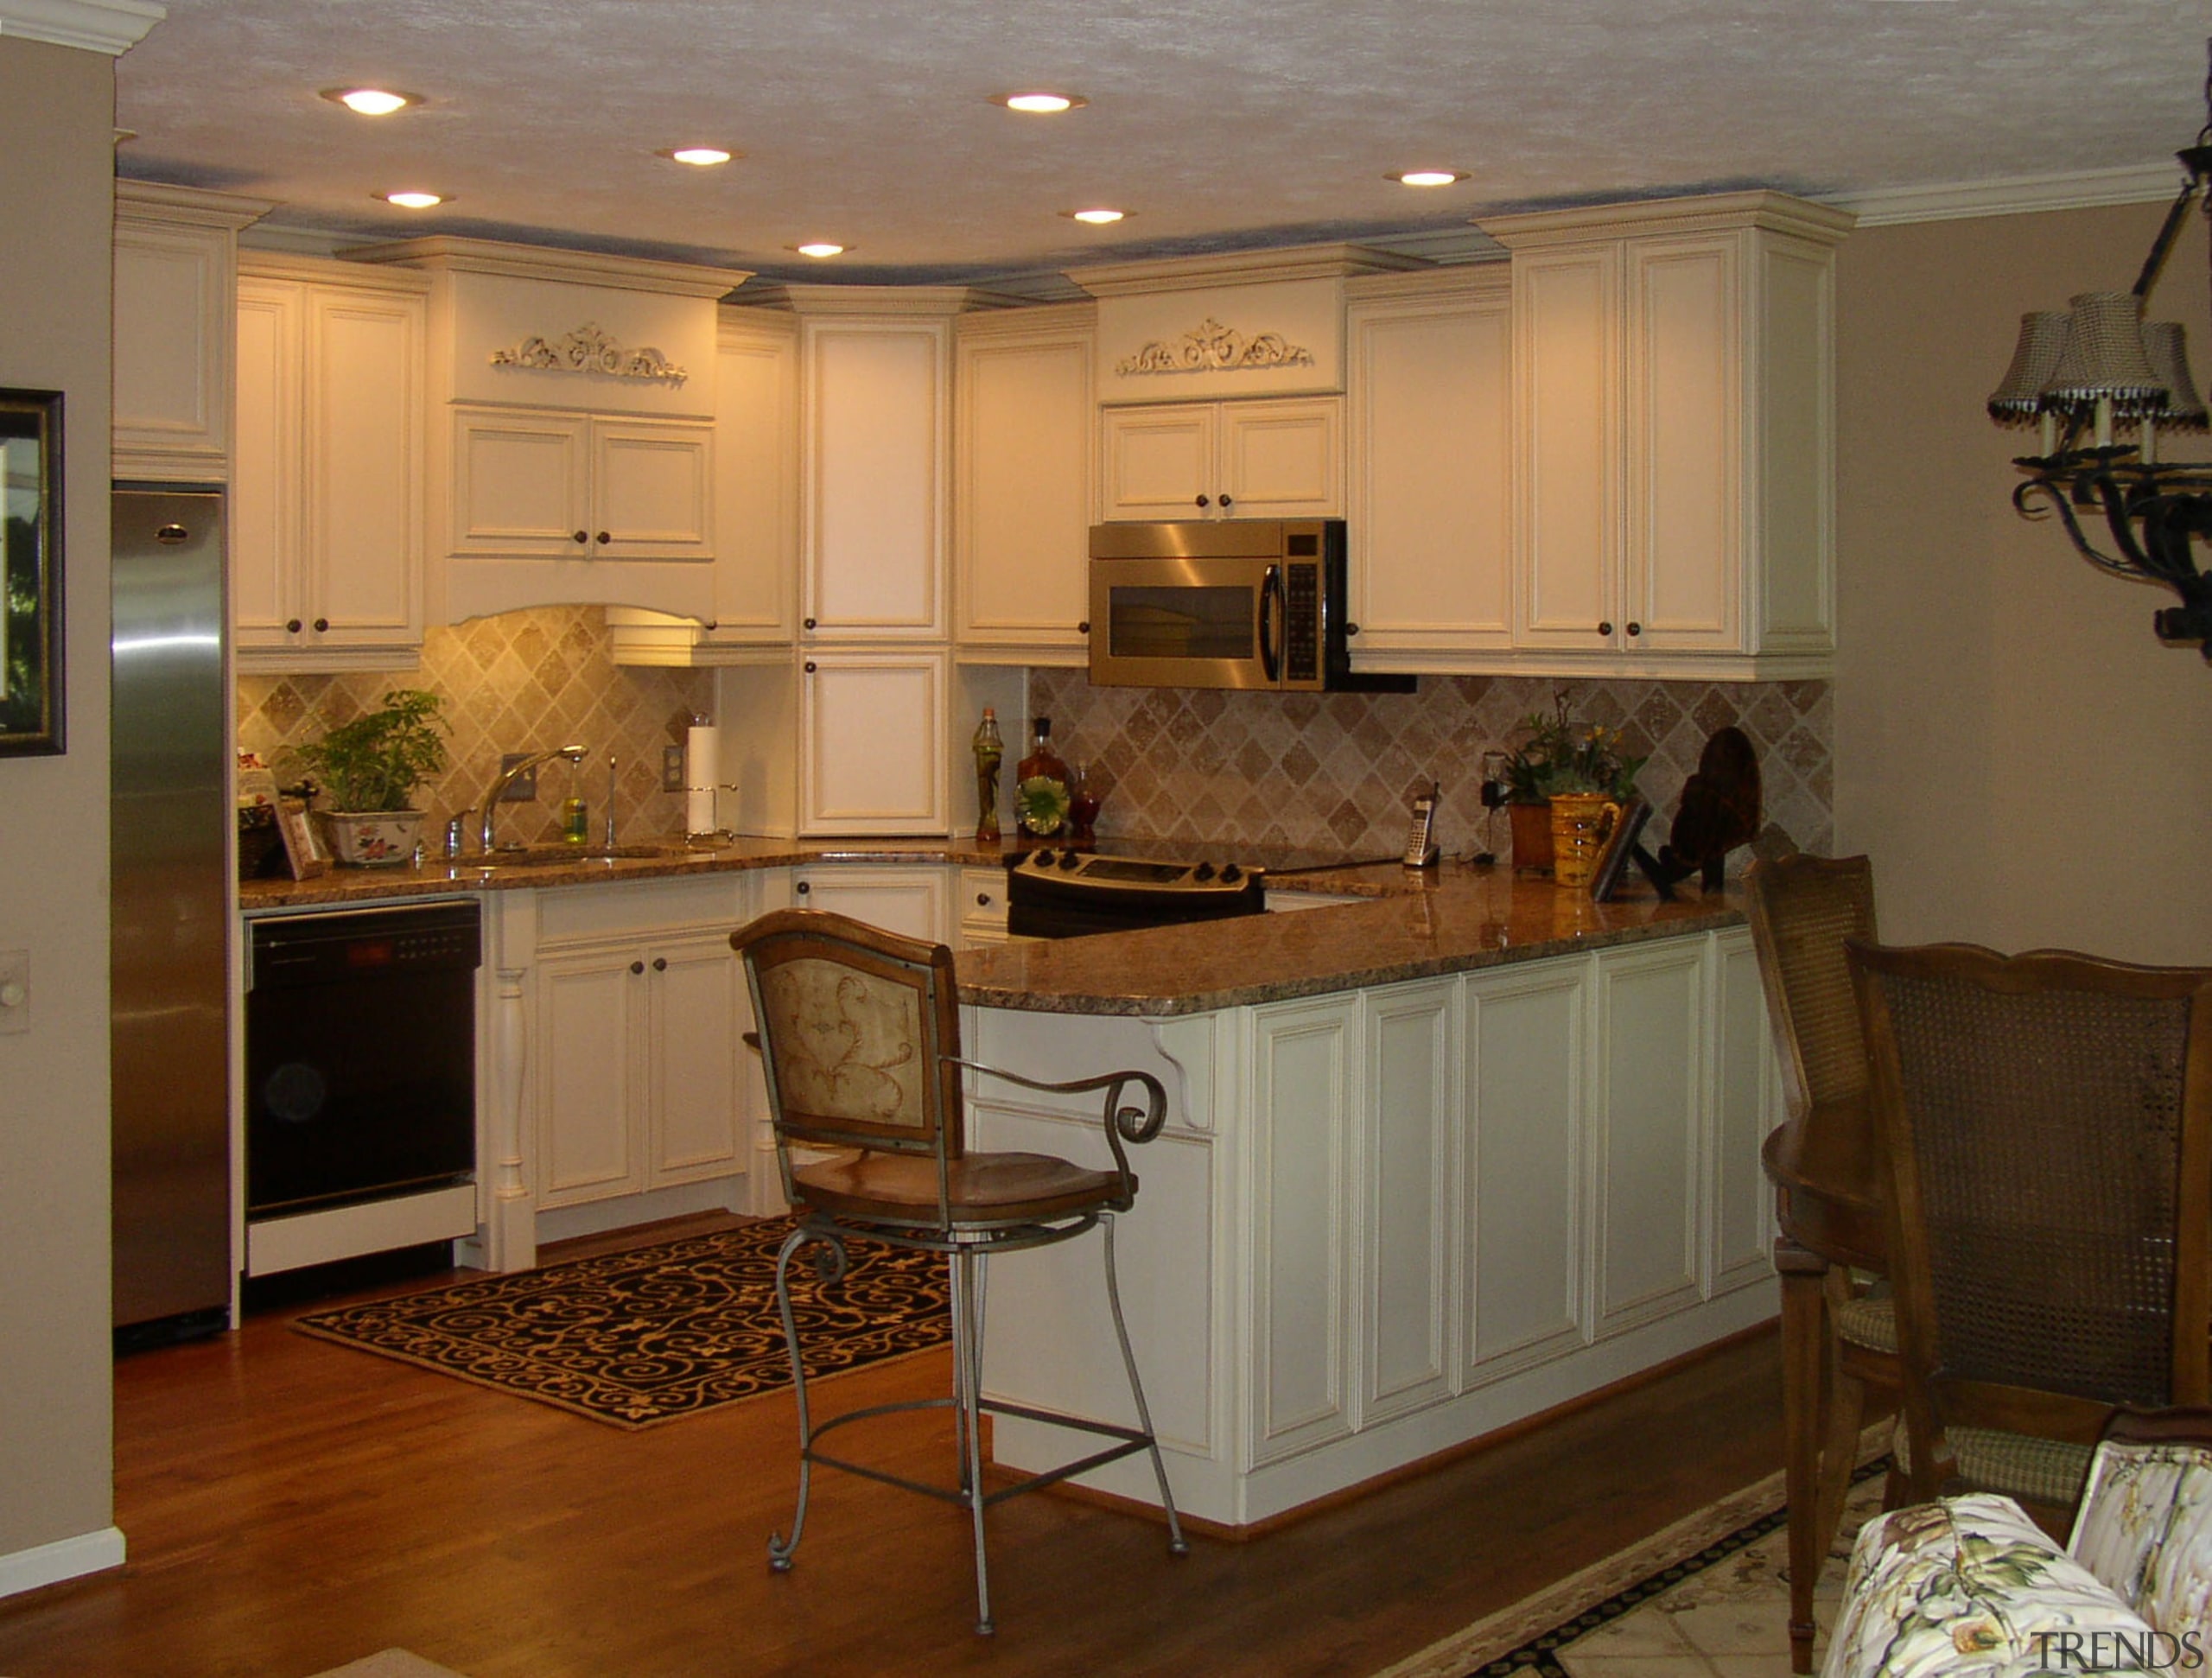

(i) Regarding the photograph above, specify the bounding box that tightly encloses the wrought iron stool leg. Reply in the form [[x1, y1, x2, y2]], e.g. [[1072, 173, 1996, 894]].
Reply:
[[951, 1244, 995, 1634], [767, 1223, 824, 1573], [1101, 1212, 1189, 1556]]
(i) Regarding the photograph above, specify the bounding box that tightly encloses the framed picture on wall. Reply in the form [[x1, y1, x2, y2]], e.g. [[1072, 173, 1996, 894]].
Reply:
[[276, 797, 327, 880], [0, 388, 64, 757]]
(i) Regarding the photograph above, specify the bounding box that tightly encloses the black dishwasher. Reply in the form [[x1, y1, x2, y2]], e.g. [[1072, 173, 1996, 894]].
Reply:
[[246, 900, 480, 1217]]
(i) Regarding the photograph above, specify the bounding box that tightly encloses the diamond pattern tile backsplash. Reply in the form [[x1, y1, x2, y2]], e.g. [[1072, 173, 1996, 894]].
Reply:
[[237, 608, 714, 849], [1027, 670, 1833, 868]]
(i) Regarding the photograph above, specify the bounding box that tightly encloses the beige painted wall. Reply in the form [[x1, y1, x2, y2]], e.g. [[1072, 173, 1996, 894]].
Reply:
[[0, 35, 118, 1569], [1834, 200, 2212, 964]]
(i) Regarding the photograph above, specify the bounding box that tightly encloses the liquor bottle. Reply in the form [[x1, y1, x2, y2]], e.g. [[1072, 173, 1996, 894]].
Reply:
[[971, 707, 1004, 843], [1014, 715, 1071, 841]]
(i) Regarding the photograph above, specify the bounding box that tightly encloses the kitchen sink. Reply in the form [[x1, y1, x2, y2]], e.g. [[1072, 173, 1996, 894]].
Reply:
[[466, 844, 690, 872]]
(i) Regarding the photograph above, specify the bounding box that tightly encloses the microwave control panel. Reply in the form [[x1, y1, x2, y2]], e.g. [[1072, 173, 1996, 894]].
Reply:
[[1284, 562, 1319, 682]]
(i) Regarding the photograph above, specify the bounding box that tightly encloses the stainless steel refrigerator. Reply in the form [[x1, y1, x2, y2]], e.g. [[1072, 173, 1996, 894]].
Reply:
[[111, 485, 231, 1337]]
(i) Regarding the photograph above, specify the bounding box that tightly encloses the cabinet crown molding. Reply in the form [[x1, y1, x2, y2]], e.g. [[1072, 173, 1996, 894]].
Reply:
[[1068, 241, 1430, 298], [348, 236, 750, 300], [114, 177, 274, 231], [239, 249, 430, 292], [0, 0, 159, 54], [1480, 189, 1855, 251], [777, 283, 971, 317]]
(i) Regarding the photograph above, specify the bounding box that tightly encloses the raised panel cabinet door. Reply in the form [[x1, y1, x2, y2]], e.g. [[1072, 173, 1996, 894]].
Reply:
[[535, 951, 645, 1208], [1361, 978, 1456, 1424], [1463, 959, 1587, 1383], [798, 653, 949, 836], [1249, 997, 1357, 1463], [1100, 403, 1216, 519], [955, 327, 1093, 654], [1348, 296, 1512, 658], [1217, 397, 1342, 518], [645, 940, 746, 1183], [1626, 235, 1741, 652], [804, 321, 946, 635], [1513, 245, 1621, 650], [304, 288, 423, 647], [113, 217, 231, 475], [1589, 939, 1705, 1338], [1707, 927, 1779, 1296], [231, 280, 303, 648], [708, 321, 799, 641], [591, 418, 714, 562], [451, 407, 590, 558], [790, 866, 948, 944]]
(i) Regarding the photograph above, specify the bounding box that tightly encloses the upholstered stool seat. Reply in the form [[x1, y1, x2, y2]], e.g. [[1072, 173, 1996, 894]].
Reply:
[[790, 1147, 1126, 1226]]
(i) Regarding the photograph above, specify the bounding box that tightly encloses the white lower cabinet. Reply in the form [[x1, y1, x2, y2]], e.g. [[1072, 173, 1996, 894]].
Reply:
[[956, 867, 1010, 949], [790, 863, 948, 944], [1361, 978, 1458, 1425]]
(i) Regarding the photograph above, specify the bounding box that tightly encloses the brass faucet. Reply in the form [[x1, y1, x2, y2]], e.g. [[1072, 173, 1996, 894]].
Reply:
[[479, 745, 587, 855]]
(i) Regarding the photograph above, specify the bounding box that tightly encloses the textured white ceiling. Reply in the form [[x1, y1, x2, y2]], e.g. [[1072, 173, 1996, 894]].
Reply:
[[112, 0, 2211, 283]]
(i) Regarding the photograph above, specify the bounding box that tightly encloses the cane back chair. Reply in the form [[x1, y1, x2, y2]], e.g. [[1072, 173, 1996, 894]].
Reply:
[[730, 907, 1188, 1635], [1744, 854, 1907, 1671], [1847, 939, 2212, 1523]]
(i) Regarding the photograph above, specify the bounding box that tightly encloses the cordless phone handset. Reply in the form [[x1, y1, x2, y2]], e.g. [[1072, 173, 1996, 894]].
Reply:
[[1402, 792, 1440, 868]]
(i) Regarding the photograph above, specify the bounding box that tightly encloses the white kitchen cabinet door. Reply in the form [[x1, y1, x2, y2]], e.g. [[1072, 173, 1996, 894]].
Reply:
[[1361, 978, 1457, 1426], [590, 418, 714, 562], [1217, 397, 1342, 518], [1100, 403, 1217, 519], [798, 651, 949, 836], [956, 865, 1011, 949], [1462, 958, 1587, 1385], [645, 935, 748, 1184], [1706, 926, 1780, 1297], [302, 286, 424, 652], [1248, 995, 1357, 1464], [802, 318, 948, 638], [791, 865, 949, 944], [536, 950, 646, 1208], [954, 311, 1094, 662], [1511, 245, 1622, 653], [1347, 283, 1514, 666], [231, 279, 303, 646], [708, 317, 799, 642], [451, 407, 593, 558], [1587, 938, 1705, 1339]]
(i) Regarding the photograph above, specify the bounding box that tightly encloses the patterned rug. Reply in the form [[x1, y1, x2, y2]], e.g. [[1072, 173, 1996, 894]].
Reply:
[[1372, 1460, 1891, 1678], [292, 1217, 951, 1429]]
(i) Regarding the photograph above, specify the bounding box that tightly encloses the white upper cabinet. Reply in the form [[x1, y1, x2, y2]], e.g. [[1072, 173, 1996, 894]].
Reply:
[[1484, 192, 1851, 678], [113, 182, 270, 482], [798, 648, 949, 836], [349, 238, 750, 623], [232, 255, 427, 669], [953, 304, 1095, 664], [795, 292, 960, 640], [1099, 397, 1342, 521], [1344, 270, 1514, 670]]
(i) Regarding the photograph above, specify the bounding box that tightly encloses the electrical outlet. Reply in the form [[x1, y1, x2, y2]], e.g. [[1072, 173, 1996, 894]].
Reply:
[[0, 949, 27, 1036], [662, 744, 686, 792], [499, 753, 538, 801]]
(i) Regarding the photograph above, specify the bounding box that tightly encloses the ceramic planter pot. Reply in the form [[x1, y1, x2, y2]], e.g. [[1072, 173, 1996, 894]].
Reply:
[[1548, 792, 1623, 889], [316, 809, 424, 867]]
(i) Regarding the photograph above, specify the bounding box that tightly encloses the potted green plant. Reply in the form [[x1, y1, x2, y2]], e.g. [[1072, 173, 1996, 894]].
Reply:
[[1499, 696, 1644, 874], [293, 689, 449, 866]]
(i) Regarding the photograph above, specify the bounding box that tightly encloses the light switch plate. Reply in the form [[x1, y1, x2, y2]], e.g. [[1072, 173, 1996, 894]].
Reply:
[[662, 744, 686, 792], [0, 948, 27, 1035]]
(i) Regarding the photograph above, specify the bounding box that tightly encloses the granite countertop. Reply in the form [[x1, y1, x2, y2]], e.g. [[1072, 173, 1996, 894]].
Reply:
[[238, 836, 1014, 912], [955, 861, 1743, 1017]]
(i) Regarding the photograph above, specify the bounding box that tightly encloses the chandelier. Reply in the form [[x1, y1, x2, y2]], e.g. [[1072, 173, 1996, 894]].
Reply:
[[1989, 43, 2212, 660]]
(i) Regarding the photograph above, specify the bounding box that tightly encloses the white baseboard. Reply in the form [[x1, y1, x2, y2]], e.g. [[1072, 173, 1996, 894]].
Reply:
[[0, 1525, 125, 1600]]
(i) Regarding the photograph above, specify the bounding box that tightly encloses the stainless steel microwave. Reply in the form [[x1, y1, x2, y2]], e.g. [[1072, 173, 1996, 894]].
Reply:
[[1087, 518, 1413, 692]]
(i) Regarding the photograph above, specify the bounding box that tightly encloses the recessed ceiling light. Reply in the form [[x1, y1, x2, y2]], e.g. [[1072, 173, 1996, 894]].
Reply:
[[379, 190, 447, 209], [791, 242, 847, 258], [1061, 207, 1129, 225], [658, 146, 735, 167], [321, 86, 423, 117], [994, 92, 1088, 113], [1389, 169, 1469, 188]]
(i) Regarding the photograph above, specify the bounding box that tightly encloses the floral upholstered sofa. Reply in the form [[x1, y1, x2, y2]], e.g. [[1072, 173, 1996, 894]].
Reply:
[[1823, 1413, 2212, 1678]]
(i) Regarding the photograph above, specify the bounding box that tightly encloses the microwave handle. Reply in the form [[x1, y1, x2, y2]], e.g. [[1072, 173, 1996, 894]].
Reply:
[[1260, 563, 1283, 683]]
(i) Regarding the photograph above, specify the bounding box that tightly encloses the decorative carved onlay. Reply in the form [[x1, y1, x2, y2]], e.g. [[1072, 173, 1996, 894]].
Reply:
[[1115, 316, 1316, 377], [488, 321, 688, 385]]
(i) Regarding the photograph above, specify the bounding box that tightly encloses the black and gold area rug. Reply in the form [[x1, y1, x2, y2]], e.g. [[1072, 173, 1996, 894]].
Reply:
[[292, 1217, 950, 1429], [1370, 1459, 1890, 1678]]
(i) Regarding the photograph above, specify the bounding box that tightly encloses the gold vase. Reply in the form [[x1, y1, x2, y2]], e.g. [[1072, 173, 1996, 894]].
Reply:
[[1548, 792, 1621, 889]]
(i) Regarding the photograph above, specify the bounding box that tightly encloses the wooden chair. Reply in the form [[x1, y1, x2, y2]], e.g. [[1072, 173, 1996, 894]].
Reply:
[[1847, 939, 2212, 1525], [730, 907, 1188, 1635], [1743, 854, 1907, 1672]]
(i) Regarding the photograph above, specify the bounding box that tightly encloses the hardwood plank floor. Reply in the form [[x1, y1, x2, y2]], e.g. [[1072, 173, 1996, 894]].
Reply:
[[0, 1217, 1788, 1678]]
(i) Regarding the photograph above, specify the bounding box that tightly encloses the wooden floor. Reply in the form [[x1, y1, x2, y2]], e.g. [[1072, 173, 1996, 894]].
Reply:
[[0, 1216, 1788, 1678]]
